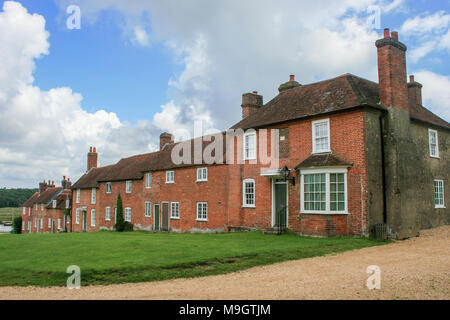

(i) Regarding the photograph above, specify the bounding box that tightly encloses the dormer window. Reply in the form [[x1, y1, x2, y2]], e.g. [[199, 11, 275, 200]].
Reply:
[[312, 119, 330, 154], [52, 200, 57, 208]]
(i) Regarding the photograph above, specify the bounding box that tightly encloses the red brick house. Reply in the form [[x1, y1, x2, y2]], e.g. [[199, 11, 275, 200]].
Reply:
[[21, 178, 72, 233], [31, 29, 450, 238]]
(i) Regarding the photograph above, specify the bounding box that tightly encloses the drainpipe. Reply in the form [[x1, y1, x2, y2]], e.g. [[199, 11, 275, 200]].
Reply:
[[379, 113, 387, 224]]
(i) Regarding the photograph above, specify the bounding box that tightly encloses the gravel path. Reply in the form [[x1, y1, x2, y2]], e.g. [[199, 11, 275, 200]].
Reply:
[[1, 226, 449, 300]]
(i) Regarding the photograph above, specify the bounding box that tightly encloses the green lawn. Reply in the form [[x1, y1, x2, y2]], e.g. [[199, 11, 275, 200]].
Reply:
[[0, 231, 388, 287], [0, 207, 20, 223]]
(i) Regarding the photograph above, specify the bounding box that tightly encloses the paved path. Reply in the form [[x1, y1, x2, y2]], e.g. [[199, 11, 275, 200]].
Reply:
[[1, 226, 449, 300]]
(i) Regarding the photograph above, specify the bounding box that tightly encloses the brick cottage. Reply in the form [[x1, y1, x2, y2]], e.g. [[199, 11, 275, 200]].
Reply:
[[22, 29, 449, 239]]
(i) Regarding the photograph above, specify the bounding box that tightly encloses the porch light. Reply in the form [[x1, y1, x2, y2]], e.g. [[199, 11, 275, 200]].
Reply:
[[280, 166, 296, 186]]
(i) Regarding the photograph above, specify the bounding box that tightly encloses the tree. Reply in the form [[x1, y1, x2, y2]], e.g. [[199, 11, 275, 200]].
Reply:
[[114, 193, 125, 232], [13, 216, 22, 234]]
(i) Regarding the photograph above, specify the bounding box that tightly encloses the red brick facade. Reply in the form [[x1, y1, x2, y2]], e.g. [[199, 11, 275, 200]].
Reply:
[[22, 29, 449, 238]]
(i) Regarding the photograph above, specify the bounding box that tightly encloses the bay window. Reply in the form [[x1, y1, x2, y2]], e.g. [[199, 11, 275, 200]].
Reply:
[[300, 168, 348, 214]]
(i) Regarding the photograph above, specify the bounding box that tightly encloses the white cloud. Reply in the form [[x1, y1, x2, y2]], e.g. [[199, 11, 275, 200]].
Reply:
[[401, 10, 450, 36], [413, 71, 450, 122], [132, 26, 150, 46], [0, 1, 160, 187]]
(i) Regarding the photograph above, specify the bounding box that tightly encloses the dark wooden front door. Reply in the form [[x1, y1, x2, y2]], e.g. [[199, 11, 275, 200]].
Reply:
[[274, 182, 287, 227], [82, 211, 87, 232], [161, 203, 169, 231], [154, 204, 160, 231]]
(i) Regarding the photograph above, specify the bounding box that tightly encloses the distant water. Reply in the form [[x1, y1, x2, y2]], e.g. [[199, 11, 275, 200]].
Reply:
[[0, 224, 12, 233]]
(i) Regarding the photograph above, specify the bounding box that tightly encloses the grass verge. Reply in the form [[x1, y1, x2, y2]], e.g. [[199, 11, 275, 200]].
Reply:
[[0, 231, 388, 287]]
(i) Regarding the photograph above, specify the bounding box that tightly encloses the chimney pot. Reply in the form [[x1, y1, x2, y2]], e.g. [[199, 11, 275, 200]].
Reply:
[[290, 75, 295, 82], [409, 75, 415, 83], [391, 31, 398, 41], [252, 91, 258, 94], [93, 147, 96, 153], [384, 28, 390, 38], [90, 146, 92, 152]]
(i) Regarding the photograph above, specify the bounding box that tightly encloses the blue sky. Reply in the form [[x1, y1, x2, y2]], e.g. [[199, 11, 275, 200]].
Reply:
[[0, 0, 449, 187]]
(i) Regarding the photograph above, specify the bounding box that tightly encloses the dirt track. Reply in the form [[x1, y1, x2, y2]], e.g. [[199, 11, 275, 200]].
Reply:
[[1, 226, 449, 300]]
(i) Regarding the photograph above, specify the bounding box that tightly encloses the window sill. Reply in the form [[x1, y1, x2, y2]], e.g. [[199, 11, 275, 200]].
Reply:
[[300, 211, 349, 215], [166, 182, 174, 184], [144, 215, 151, 218], [311, 150, 331, 155], [145, 187, 152, 189], [196, 219, 208, 222], [171, 217, 180, 220], [196, 180, 208, 183], [430, 155, 440, 159], [435, 206, 446, 209], [242, 205, 256, 209]]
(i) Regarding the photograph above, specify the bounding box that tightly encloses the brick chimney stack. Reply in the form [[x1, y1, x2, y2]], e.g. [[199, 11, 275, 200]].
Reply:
[[160, 133, 174, 150], [87, 146, 98, 171], [407, 75, 423, 106], [375, 28, 409, 111], [241, 91, 263, 119], [61, 176, 72, 190], [39, 180, 48, 194]]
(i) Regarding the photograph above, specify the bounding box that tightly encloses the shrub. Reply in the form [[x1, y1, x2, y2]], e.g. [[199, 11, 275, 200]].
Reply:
[[123, 222, 134, 232], [13, 216, 22, 234], [114, 194, 125, 232]]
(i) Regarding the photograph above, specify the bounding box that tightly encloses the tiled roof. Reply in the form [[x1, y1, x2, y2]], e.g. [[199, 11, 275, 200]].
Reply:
[[71, 165, 115, 189], [410, 103, 450, 130], [295, 152, 353, 169], [232, 74, 383, 130], [36, 187, 62, 205], [231, 73, 449, 131], [22, 187, 62, 207], [47, 190, 71, 210], [22, 192, 39, 207]]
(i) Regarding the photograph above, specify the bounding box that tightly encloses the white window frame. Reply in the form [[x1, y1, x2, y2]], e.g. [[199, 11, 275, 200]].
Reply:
[[126, 180, 132, 194], [91, 188, 96, 204], [22, 207, 26, 215], [48, 218, 51, 228], [145, 173, 152, 189], [197, 168, 208, 182], [57, 218, 61, 230], [115, 208, 117, 223], [106, 182, 112, 194], [91, 209, 96, 227], [41, 204, 44, 211], [243, 178, 256, 208], [40, 218, 43, 229], [22, 221, 24, 231], [171, 202, 180, 219], [166, 171, 175, 184], [76, 209, 80, 224], [428, 129, 439, 158], [28, 208, 31, 216], [52, 200, 57, 208], [312, 118, 331, 154], [66, 199, 70, 209], [76, 189, 80, 204], [105, 207, 111, 221], [124, 207, 132, 222], [145, 201, 152, 217], [300, 168, 348, 215], [243, 131, 257, 160], [196, 202, 208, 221], [434, 180, 445, 209]]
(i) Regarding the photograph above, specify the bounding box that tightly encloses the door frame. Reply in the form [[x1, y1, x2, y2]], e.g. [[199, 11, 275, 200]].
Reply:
[[161, 201, 170, 231], [153, 203, 160, 231], [271, 178, 289, 227], [82, 210, 87, 232]]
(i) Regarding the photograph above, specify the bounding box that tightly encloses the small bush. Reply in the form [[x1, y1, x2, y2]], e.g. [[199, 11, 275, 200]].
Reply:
[[13, 216, 22, 234], [123, 222, 134, 232]]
